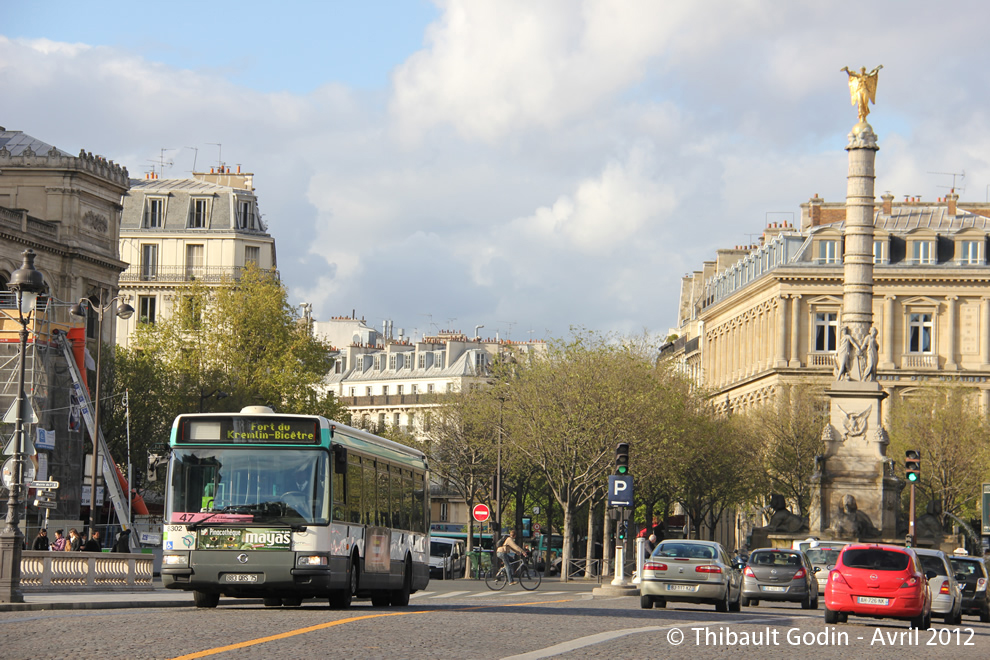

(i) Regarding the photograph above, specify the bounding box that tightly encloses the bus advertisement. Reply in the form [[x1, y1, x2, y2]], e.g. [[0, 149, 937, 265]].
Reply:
[[161, 406, 430, 608]]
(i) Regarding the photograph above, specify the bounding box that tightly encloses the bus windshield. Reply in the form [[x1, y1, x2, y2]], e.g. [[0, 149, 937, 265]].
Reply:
[[167, 447, 330, 525]]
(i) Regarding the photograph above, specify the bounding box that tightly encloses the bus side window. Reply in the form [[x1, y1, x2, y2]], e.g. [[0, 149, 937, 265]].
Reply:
[[347, 459, 362, 524]]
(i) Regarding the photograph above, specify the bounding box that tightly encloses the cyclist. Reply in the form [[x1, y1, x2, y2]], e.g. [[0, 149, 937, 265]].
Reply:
[[496, 530, 528, 584]]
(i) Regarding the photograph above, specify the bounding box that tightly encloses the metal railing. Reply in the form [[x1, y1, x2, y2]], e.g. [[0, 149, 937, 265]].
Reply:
[[119, 265, 275, 284], [18, 550, 155, 593]]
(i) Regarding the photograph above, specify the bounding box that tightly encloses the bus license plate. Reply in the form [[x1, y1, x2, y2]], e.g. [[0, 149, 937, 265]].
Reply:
[[761, 586, 786, 592], [666, 584, 696, 592], [224, 573, 259, 583], [857, 596, 888, 605]]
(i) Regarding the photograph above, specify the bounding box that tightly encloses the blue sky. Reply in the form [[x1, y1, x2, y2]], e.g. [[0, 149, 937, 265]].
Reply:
[[5, 1, 990, 342]]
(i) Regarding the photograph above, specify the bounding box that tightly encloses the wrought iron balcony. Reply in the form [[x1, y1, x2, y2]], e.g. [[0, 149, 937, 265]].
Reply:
[[119, 265, 275, 284]]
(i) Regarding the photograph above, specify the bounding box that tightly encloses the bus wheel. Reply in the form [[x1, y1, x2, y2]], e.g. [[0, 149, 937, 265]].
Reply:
[[194, 591, 220, 608], [390, 559, 412, 607], [282, 597, 302, 607], [330, 559, 358, 609]]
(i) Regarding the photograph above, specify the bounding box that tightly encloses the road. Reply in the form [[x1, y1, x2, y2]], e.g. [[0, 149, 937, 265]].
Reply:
[[1, 580, 987, 659]]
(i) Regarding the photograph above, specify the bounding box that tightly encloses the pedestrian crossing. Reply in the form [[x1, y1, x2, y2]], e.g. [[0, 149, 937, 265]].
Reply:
[[411, 590, 567, 601]]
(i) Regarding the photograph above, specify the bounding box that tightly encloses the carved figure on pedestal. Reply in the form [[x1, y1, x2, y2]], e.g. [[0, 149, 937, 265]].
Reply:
[[829, 494, 880, 538], [840, 65, 883, 123], [834, 327, 860, 381], [764, 493, 809, 533], [836, 404, 871, 441], [916, 500, 944, 539], [859, 326, 879, 381]]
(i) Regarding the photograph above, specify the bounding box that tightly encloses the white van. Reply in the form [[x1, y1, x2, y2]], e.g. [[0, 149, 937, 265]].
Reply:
[[792, 538, 848, 592], [429, 537, 466, 579]]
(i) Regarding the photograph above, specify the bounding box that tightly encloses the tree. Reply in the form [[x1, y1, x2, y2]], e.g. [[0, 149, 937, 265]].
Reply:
[[107, 267, 343, 496], [742, 383, 828, 516], [887, 386, 990, 525]]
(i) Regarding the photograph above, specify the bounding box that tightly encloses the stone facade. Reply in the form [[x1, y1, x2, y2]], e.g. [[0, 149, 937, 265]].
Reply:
[[115, 168, 276, 346]]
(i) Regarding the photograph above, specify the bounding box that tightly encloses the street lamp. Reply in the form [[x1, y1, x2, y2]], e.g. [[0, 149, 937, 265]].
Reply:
[[70, 294, 133, 535], [1, 249, 46, 603]]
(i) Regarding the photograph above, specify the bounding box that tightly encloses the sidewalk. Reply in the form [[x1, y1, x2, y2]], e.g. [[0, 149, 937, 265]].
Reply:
[[0, 579, 262, 612]]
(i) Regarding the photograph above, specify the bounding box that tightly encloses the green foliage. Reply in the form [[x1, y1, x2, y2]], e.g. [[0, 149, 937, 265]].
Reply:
[[104, 266, 343, 491], [888, 386, 990, 523]]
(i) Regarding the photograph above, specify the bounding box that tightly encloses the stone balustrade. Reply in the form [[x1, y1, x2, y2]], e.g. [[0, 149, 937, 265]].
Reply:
[[18, 551, 154, 592]]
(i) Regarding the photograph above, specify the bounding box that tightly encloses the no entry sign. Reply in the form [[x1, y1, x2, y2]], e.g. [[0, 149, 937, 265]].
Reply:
[[472, 503, 491, 522]]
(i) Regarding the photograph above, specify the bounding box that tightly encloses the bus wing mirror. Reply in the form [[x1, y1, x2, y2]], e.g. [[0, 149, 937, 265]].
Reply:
[[333, 445, 347, 474]]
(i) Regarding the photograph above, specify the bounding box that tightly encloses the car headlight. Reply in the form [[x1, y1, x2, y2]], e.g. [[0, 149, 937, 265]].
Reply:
[[297, 555, 328, 567], [163, 554, 188, 566]]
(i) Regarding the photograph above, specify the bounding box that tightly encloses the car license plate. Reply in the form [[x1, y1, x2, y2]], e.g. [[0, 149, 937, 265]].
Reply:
[[666, 584, 697, 592], [761, 586, 786, 592], [857, 596, 888, 605], [224, 573, 258, 583]]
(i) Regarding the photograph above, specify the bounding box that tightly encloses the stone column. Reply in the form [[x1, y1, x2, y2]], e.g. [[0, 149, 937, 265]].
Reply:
[[775, 295, 789, 367], [945, 295, 958, 370], [841, 125, 879, 344], [880, 295, 896, 370], [982, 298, 990, 368], [789, 294, 802, 367]]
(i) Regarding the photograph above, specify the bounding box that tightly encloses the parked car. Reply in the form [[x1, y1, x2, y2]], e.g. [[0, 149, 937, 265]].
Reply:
[[913, 548, 962, 625], [429, 537, 466, 579], [948, 554, 990, 622], [795, 539, 848, 594], [824, 544, 931, 629], [741, 548, 819, 609], [640, 539, 742, 612]]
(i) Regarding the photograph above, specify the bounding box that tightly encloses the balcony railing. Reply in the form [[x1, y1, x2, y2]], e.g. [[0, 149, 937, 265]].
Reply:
[[902, 354, 938, 369], [120, 265, 274, 284], [808, 352, 836, 367], [343, 394, 440, 407]]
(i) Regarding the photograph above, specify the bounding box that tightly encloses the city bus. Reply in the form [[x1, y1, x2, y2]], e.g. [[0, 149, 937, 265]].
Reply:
[[161, 406, 430, 608]]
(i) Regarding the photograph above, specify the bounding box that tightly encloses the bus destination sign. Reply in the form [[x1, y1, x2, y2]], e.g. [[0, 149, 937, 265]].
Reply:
[[179, 417, 320, 445]]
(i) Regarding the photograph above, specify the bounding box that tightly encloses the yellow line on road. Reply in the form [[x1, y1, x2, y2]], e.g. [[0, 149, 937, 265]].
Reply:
[[170, 598, 576, 659]]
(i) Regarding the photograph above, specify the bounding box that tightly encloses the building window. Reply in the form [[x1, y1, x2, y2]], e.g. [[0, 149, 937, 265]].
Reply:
[[393, 413, 400, 427], [908, 313, 933, 353], [873, 239, 888, 264], [446, 383, 453, 393], [383, 385, 389, 396], [814, 312, 838, 351], [959, 240, 982, 265], [138, 295, 157, 324], [818, 239, 840, 264], [185, 244, 204, 280], [389, 354, 397, 370], [144, 198, 165, 228], [411, 384, 418, 394], [427, 384, 435, 394], [140, 244, 158, 281], [912, 240, 935, 264], [237, 199, 254, 229], [435, 352, 445, 368], [408, 412, 416, 429], [365, 386, 372, 396], [245, 246, 260, 266], [349, 387, 356, 397], [439, 501, 448, 522], [397, 384, 404, 395], [189, 198, 209, 228]]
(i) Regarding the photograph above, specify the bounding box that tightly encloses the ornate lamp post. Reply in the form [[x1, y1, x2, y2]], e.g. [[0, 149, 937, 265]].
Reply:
[[0, 250, 46, 603], [70, 295, 133, 535]]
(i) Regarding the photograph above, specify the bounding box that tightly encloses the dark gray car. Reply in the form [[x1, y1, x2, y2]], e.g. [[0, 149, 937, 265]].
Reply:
[[741, 548, 819, 609]]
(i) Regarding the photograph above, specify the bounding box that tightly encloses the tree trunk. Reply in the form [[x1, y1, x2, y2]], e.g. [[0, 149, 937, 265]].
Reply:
[[602, 506, 613, 577], [584, 501, 596, 578], [560, 504, 574, 582]]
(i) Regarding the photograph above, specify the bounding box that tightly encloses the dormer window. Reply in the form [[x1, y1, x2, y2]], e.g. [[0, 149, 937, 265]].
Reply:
[[189, 198, 210, 228], [873, 238, 888, 264], [957, 239, 983, 265], [144, 197, 166, 228], [818, 239, 840, 264], [236, 199, 255, 229], [911, 240, 935, 264]]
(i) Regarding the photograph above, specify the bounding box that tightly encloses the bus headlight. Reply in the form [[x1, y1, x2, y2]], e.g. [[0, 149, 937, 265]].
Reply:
[[297, 555, 328, 567], [163, 554, 189, 566]]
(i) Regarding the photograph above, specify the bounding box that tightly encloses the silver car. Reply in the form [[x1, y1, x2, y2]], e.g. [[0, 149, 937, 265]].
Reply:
[[741, 548, 819, 609], [640, 540, 742, 612], [914, 548, 962, 624]]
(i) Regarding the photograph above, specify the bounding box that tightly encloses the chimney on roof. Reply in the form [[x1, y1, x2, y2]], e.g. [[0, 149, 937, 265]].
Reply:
[[947, 192, 958, 216], [809, 194, 823, 226], [881, 193, 894, 215]]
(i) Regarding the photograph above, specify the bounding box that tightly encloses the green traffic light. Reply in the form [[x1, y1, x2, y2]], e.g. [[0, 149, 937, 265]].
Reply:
[[907, 472, 919, 482], [616, 466, 628, 475]]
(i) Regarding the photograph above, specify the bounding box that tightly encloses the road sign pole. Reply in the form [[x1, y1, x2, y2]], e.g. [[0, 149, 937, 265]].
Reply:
[[908, 483, 916, 546]]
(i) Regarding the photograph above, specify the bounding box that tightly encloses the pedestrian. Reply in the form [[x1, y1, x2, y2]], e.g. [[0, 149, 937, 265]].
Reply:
[[84, 530, 102, 552], [646, 534, 658, 554], [32, 528, 50, 551], [51, 529, 66, 552], [112, 529, 131, 553], [67, 528, 82, 552]]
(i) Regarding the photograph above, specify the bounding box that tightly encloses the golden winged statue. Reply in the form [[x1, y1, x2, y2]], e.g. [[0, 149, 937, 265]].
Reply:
[[841, 65, 883, 122]]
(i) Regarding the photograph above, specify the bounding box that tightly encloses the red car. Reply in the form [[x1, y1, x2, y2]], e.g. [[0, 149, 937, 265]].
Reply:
[[824, 543, 932, 629]]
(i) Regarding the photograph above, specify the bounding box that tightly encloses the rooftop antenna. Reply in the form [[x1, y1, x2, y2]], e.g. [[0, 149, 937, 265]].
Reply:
[[499, 320, 516, 340], [420, 313, 439, 335], [208, 142, 223, 170], [185, 146, 199, 173], [445, 317, 457, 331], [929, 170, 965, 194]]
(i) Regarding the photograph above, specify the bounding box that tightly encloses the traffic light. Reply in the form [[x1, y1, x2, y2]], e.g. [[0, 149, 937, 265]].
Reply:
[[614, 443, 630, 475], [905, 450, 921, 483], [617, 519, 629, 540]]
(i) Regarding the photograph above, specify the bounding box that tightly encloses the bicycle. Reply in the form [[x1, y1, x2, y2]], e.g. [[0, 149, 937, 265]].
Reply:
[[486, 553, 542, 591]]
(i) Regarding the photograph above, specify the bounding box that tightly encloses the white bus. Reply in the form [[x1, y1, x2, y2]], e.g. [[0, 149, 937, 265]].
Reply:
[[161, 407, 430, 608]]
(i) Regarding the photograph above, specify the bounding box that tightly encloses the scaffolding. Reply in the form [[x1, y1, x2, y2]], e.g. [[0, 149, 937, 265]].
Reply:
[[0, 293, 86, 532]]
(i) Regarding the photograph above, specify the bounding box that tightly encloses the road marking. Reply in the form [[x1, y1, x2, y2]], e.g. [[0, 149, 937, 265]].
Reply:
[[500, 614, 797, 660], [409, 591, 435, 599], [169, 598, 579, 659], [429, 591, 471, 599]]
